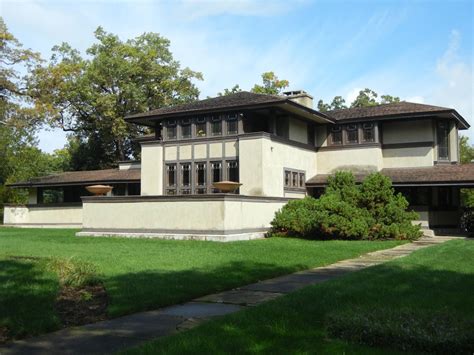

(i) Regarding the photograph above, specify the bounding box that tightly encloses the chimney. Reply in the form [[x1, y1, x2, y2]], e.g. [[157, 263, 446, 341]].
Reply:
[[282, 90, 313, 109]]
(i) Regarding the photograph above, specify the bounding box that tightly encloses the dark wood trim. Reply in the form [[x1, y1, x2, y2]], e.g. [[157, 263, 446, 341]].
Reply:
[[317, 143, 381, 152], [382, 141, 433, 149], [82, 194, 292, 203], [8, 180, 140, 188], [4, 202, 83, 208]]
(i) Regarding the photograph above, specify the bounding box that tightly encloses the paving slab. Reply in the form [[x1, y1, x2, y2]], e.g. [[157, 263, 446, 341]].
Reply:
[[196, 289, 283, 306], [160, 302, 242, 318]]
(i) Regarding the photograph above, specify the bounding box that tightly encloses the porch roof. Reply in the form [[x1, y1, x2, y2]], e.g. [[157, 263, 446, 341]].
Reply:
[[8, 168, 141, 188], [306, 164, 474, 187]]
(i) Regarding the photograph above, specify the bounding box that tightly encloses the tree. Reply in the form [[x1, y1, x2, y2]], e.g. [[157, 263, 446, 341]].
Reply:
[[350, 88, 379, 108], [380, 94, 400, 104], [460, 136, 474, 164], [317, 89, 401, 111], [218, 84, 242, 96], [251, 71, 289, 95], [29, 27, 203, 169]]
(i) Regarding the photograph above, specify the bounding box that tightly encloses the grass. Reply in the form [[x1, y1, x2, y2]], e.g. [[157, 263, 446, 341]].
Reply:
[[124, 239, 474, 355], [0, 227, 404, 339]]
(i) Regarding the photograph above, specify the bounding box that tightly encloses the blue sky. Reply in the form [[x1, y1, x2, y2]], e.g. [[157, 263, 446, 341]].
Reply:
[[2, 0, 473, 152]]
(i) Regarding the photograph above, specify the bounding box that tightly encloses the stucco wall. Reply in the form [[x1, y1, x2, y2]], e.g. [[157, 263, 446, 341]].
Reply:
[[140, 143, 163, 195], [288, 118, 308, 144], [317, 147, 383, 174], [382, 119, 433, 144], [239, 136, 317, 197], [79, 196, 289, 241], [3, 204, 83, 227], [383, 146, 434, 168]]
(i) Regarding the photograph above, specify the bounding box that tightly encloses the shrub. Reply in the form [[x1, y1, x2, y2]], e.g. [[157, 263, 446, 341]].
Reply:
[[271, 171, 421, 240], [47, 257, 100, 288], [461, 207, 474, 237], [326, 308, 474, 354]]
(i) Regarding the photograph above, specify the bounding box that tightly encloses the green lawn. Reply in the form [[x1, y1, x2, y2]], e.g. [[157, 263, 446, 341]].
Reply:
[[125, 239, 474, 355], [0, 227, 404, 339]]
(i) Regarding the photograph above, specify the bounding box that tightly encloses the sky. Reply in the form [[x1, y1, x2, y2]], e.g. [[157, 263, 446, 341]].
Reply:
[[2, 0, 473, 152]]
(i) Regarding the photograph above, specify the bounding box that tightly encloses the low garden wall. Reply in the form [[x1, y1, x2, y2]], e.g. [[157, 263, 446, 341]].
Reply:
[[77, 194, 290, 242], [3, 203, 83, 228]]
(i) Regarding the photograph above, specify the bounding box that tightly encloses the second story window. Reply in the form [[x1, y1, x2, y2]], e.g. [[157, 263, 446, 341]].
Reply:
[[331, 126, 342, 145], [211, 116, 222, 136], [196, 117, 207, 137], [284, 168, 305, 191], [346, 124, 359, 144], [166, 120, 177, 140], [362, 123, 375, 142], [181, 119, 192, 139], [226, 114, 238, 135], [437, 120, 450, 160]]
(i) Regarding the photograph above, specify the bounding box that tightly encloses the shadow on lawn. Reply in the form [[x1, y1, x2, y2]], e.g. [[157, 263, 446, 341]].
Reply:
[[103, 260, 306, 317], [0, 258, 60, 340], [129, 263, 474, 355]]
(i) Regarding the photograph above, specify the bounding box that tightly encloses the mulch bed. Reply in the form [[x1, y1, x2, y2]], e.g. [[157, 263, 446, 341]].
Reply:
[[54, 284, 108, 327]]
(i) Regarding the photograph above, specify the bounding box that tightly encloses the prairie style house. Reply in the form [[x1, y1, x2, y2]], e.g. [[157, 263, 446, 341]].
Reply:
[[4, 91, 473, 240]]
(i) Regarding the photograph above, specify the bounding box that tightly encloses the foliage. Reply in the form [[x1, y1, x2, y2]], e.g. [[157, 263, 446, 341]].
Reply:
[[29, 27, 203, 169], [271, 171, 421, 240], [47, 257, 99, 287], [460, 207, 474, 237], [460, 136, 474, 164], [326, 308, 474, 354], [217, 84, 242, 96], [318, 88, 401, 111], [251, 71, 289, 95]]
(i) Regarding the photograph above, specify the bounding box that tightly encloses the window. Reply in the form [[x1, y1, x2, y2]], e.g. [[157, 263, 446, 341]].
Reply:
[[227, 160, 239, 182], [166, 120, 177, 140], [226, 114, 238, 135], [346, 124, 358, 143], [437, 120, 450, 160], [181, 119, 192, 139], [331, 125, 342, 145], [362, 123, 375, 142], [284, 169, 306, 190], [195, 162, 207, 194], [180, 163, 191, 194], [211, 161, 222, 192], [196, 117, 207, 137], [211, 116, 222, 136], [166, 164, 177, 195]]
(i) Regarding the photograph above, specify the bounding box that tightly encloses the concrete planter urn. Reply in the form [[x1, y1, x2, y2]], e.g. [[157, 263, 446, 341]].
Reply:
[[86, 185, 113, 196], [212, 181, 242, 193]]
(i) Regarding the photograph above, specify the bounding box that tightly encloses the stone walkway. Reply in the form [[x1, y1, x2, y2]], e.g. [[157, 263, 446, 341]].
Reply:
[[0, 236, 463, 355]]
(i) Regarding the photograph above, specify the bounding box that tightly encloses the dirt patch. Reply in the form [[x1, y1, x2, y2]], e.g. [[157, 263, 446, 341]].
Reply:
[[0, 326, 10, 344], [55, 284, 108, 327]]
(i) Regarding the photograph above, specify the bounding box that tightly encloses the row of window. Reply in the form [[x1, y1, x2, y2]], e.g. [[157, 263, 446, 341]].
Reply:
[[330, 123, 375, 146], [165, 160, 239, 195], [284, 169, 306, 190], [165, 114, 239, 140]]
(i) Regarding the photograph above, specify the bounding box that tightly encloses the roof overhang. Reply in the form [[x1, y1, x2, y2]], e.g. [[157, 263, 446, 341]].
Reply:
[[8, 179, 141, 189]]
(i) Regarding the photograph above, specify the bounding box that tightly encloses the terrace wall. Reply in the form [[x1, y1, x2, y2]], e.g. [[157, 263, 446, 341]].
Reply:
[[3, 203, 83, 228]]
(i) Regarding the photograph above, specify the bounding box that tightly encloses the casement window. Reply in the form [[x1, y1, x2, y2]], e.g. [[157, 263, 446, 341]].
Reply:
[[227, 160, 239, 182], [195, 162, 207, 194], [211, 161, 222, 192], [362, 123, 375, 142], [196, 117, 207, 137], [180, 163, 191, 194], [165, 164, 177, 195], [346, 124, 359, 144], [331, 125, 342, 145], [211, 116, 222, 136], [166, 120, 177, 140], [437, 120, 450, 160], [226, 114, 238, 135], [181, 118, 192, 139], [284, 169, 305, 190]]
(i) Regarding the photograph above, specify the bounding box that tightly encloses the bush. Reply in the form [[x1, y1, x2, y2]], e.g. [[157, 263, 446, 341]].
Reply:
[[461, 207, 474, 237], [326, 308, 474, 354], [271, 171, 421, 240], [47, 257, 100, 288]]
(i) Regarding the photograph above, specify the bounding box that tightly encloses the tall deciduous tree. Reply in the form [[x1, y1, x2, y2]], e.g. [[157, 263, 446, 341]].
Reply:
[[30, 27, 203, 169], [251, 71, 289, 95], [318, 89, 401, 111]]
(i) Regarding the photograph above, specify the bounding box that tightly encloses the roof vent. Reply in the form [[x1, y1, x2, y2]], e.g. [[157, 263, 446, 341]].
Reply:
[[282, 90, 313, 109]]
